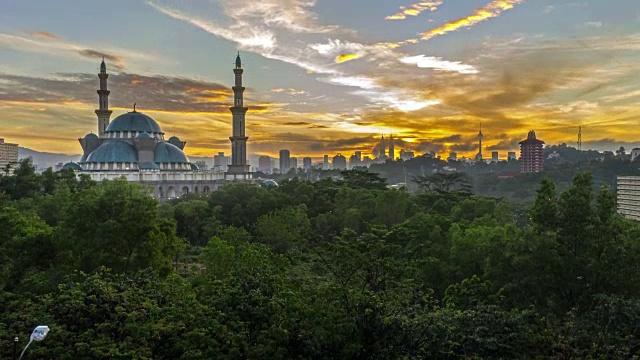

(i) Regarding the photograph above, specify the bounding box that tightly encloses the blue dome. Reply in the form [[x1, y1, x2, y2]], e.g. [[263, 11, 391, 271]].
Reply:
[[190, 163, 199, 171], [140, 162, 159, 170], [86, 141, 138, 163], [154, 142, 189, 163], [84, 133, 99, 140], [106, 112, 162, 134], [62, 162, 82, 171], [136, 132, 152, 139], [261, 179, 279, 188]]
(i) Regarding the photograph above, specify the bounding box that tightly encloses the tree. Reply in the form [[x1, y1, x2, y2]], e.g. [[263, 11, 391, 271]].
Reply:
[[340, 169, 387, 190], [255, 205, 312, 253], [530, 178, 559, 231]]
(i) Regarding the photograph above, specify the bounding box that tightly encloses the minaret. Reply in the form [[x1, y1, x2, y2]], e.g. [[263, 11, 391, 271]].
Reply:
[[477, 122, 483, 161], [380, 134, 387, 160], [227, 52, 250, 177], [95, 58, 112, 137], [389, 133, 395, 161]]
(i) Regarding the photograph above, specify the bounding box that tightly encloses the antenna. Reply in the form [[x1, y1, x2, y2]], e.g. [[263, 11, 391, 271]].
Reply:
[[578, 126, 582, 151]]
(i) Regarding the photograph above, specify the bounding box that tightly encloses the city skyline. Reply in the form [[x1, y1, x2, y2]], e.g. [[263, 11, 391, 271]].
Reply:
[[1, 0, 639, 159]]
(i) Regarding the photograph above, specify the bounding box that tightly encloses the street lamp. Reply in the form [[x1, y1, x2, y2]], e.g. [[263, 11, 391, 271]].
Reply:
[[12, 336, 18, 360], [19, 325, 49, 360]]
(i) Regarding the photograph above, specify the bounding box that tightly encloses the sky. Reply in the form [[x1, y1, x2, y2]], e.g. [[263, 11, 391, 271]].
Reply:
[[0, 0, 639, 161]]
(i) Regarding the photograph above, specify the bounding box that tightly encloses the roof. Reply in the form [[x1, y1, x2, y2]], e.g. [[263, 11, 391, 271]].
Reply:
[[154, 142, 189, 163], [86, 141, 138, 163], [62, 162, 82, 171], [106, 112, 162, 134], [140, 162, 160, 170], [84, 133, 99, 140], [519, 130, 545, 145], [136, 132, 152, 139]]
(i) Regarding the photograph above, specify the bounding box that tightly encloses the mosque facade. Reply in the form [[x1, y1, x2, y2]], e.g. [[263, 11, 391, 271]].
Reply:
[[65, 55, 253, 198]]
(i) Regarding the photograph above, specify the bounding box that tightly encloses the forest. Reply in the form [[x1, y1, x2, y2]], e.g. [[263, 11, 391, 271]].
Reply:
[[1, 159, 640, 359]]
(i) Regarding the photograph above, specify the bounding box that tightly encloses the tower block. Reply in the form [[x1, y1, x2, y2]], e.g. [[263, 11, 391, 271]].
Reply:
[[95, 58, 112, 137], [226, 52, 251, 178]]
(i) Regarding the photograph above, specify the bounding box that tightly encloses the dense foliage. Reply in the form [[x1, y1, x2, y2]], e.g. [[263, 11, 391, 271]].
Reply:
[[1, 158, 640, 359]]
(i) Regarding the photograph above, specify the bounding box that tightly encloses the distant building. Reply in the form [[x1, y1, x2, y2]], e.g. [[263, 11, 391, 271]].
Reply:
[[362, 156, 372, 167], [195, 160, 209, 171], [617, 176, 640, 220], [388, 134, 395, 161], [291, 157, 298, 169], [323, 155, 329, 170], [378, 134, 387, 160], [519, 130, 545, 173], [0, 138, 19, 170], [448, 152, 457, 161], [348, 154, 359, 169], [214, 152, 229, 171], [491, 151, 499, 162], [508, 151, 517, 161], [400, 150, 415, 161], [258, 155, 271, 173], [279, 149, 291, 173], [475, 123, 483, 162], [332, 154, 347, 170], [631, 148, 640, 161], [303, 157, 312, 171], [547, 151, 561, 160]]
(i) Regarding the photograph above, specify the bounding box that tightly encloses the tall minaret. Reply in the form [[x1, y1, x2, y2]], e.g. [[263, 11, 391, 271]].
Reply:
[[477, 122, 483, 161], [380, 134, 386, 160], [388, 133, 395, 161], [95, 58, 112, 137], [227, 52, 250, 177]]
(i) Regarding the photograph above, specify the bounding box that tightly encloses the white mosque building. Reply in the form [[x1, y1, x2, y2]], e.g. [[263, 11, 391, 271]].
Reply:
[[64, 54, 253, 198]]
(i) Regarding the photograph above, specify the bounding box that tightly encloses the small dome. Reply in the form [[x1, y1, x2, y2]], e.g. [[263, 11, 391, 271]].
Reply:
[[190, 163, 199, 171], [168, 135, 183, 148], [168, 135, 180, 142], [261, 179, 279, 188], [154, 142, 189, 163], [84, 133, 99, 140], [235, 52, 242, 68], [140, 162, 159, 170], [62, 162, 82, 171], [136, 132, 152, 139], [106, 112, 162, 134], [86, 141, 138, 163]]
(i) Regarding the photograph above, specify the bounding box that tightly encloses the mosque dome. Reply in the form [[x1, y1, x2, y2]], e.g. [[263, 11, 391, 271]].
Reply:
[[86, 141, 138, 163], [136, 132, 152, 139], [190, 163, 199, 171], [261, 179, 279, 188], [168, 135, 183, 148], [106, 112, 163, 134], [84, 133, 99, 140], [62, 162, 82, 171], [154, 142, 189, 163], [140, 162, 160, 170]]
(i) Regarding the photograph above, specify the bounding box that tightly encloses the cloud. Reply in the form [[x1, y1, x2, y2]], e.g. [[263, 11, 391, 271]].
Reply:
[[0, 33, 149, 70], [335, 53, 360, 63], [420, 0, 524, 41], [581, 21, 603, 29], [386, 1, 443, 20], [29, 31, 59, 40], [401, 55, 478, 74]]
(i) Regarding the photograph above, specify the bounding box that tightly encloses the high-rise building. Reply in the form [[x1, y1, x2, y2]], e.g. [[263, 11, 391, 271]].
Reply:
[[519, 130, 544, 173], [448, 152, 457, 161], [332, 154, 347, 170], [378, 134, 387, 160], [492, 151, 499, 161], [279, 149, 291, 173], [400, 150, 415, 161], [348, 154, 359, 169], [303, 157, 312, 171], [258, 155, 271, 173], [214, 152, 228, 170], [388, 134, 395, 161], [323, 155, 329, 170], [508, 151, 517, 161], [617, 176, 640, 220], [195, 160, 209, 171], [362, 156, 372, 167], [0, 138, 19, 170], [226, 52, 250, 178], [291, 157, 298, 169], [475, 123, 483, 162]]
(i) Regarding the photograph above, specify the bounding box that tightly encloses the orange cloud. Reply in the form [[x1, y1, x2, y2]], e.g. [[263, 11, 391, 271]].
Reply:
[[420, 0, 523, 41], [29, 31, 59, 40], [335, 53, 361, 63], [386, 1, 443, 20]]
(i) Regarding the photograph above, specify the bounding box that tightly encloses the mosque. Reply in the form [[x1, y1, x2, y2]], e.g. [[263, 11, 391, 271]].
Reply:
[[64, 54, 253, 198]]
